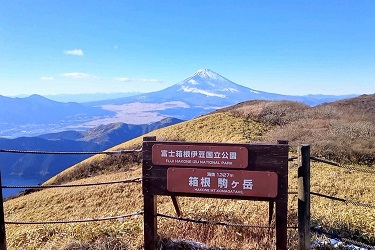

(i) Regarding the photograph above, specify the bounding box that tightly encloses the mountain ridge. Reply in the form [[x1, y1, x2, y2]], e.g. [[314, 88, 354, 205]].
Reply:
[[0, 94, 116, 138]]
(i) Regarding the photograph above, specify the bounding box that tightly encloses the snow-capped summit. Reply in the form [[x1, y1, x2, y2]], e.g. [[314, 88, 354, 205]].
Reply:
[[181, 69, 235, 86], [176, 69, 251, 97], [192, 69, 228, 80]]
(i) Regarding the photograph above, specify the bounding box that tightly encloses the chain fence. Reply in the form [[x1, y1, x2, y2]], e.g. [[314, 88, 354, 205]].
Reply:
[[2, 177, 142, 189], [157, 212, 274, 229], [307, 155, 375, 248], [310, 191, 375, 209], [311, 225, 375, 249], [0, 148, 142, 155], [1, 147, 374, 248], [311, 156, 375, 174], [6, 211, 144, 225], [1, 148, 143, 228]]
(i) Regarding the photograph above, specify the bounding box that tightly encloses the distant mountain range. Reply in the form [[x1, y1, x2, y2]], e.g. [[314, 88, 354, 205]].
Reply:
[[43, 92, 142, 103], [0, 117, 182, 198], [0, 69, 356, 138], [88, 69, 356, 107], [0, 94, 114, 124], [86, 69, 356, 120], [0, 94, 115, 138]]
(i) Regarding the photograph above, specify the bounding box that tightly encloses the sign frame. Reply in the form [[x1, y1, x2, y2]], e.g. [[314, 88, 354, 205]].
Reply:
[[142, 136, 289, 250]]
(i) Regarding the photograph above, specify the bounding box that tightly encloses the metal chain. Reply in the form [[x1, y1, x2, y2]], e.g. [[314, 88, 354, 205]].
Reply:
[[0, 148, 142, 155], [311, 156, 375, 174], [311, 225, 375, 249], [157, 212, 274, 229], [6, 210, 144, 225], [311, 192, 375, 209], [2, 177, 142, 189]]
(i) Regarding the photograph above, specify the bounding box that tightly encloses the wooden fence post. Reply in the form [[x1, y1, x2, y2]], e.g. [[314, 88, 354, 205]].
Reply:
[[0, 168, 7, 250], [276, 140, 288, 250], [298, 144, 311, 250], [143, 136, 157, 250]]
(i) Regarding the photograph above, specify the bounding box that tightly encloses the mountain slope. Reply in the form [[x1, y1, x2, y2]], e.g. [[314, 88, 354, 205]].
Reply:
[[317, 93, 375, 120], [0, 94, 116, 138], [0, 94, 114, 124], [38, 117, 183, 148], [0, 118, 183, 198]]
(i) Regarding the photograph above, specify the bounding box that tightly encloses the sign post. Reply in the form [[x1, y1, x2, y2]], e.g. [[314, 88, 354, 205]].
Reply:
[[142, 137, 289, 250]]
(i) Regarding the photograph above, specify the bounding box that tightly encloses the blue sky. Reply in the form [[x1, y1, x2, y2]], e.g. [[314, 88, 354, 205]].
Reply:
[[0, 0, 374, 96]]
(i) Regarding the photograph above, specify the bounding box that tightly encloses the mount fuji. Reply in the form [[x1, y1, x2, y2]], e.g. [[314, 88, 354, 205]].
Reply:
[[87, 69, 356, 121]]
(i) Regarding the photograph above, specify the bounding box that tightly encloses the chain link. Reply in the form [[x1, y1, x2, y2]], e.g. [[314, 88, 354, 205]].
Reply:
[[6, 210, 143, 225], [157, 212, 274, 229], [2, 177, 142, 189], [311, 156, 375, 174], [311, 192, 375, 209], [0, 148, 142, 155]]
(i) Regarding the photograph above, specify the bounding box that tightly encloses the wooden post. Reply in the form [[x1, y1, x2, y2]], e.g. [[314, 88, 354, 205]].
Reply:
[[298, 144, 311, 250], [143, 194, 157, 250], [171, 196, 182, 217], [0, 168, 7, 250], [143, 136, 157, 250], [276, 140, 288, 250]]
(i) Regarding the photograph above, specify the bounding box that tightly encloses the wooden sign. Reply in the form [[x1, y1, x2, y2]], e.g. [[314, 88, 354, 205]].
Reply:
[[152, 144, 248, 168], [167, 168, 278, 198], [142, 137, 289, 250]]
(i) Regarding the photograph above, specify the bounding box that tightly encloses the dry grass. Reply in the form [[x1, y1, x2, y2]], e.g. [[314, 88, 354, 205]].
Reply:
[[5, 171, 144, 249], [288, 162, 375, 245], [5, 160, 374, 249]]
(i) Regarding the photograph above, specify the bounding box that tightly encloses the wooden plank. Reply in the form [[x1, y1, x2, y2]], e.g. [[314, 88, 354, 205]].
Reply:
[[275, 139, 288, 250], [143, 167, 285, 201], [146, 140, 288, 169], [143, 194, 157, 250], [171, 196, 182, 217], [276, 201, 288, 250], [142, 136, 158, 250], [0, 168, 7, 250], [298, 145, 311, 250]]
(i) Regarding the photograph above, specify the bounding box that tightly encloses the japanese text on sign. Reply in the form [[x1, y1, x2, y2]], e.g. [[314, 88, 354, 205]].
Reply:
[[167, 168, 278, 198], [152, 144, 248, 168]]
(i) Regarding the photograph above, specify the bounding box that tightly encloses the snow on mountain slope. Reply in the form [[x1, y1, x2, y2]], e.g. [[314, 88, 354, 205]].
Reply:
[[176, 69, 257, 97]]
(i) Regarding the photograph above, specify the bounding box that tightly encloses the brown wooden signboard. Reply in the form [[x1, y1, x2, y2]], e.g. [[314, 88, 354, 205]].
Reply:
[[152, 144, 248, 168], [167, 168, 278, 198], [142, 137, 289, 250]]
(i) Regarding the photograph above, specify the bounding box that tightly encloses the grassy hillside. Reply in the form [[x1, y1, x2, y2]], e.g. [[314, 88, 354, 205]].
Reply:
[[4, 96, 375, 249], [217, 95, 375, 165]]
